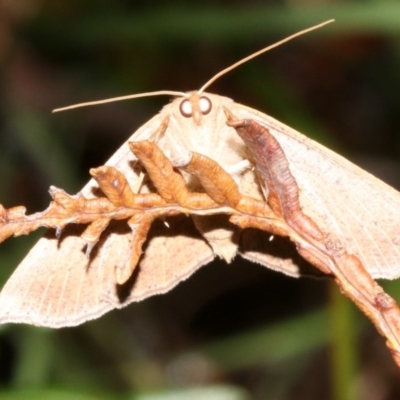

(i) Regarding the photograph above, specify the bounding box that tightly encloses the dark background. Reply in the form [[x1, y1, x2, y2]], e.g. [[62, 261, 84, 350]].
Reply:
[[1, 1, 400, 399]]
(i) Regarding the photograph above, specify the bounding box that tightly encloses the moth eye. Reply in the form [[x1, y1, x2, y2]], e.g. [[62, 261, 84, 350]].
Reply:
[[179, 99, 192, 117], [199, 96, 212, 115]]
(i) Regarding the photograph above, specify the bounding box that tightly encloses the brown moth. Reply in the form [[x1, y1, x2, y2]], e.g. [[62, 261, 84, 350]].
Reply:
[[1, 20, 400, 328]]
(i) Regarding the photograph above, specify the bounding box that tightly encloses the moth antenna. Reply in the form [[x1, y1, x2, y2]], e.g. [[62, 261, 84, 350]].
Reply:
[[54, 20, 333, 112], [53, 90, 187, 113], [198, 19, 334, 94]]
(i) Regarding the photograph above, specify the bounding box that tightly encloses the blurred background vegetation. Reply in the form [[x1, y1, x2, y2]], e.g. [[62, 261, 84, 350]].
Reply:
[[1, 1, 400, 399]]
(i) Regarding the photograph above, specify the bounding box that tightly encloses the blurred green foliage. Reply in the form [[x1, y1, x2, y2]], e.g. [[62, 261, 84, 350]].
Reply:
[[1, 1, 400, 399]]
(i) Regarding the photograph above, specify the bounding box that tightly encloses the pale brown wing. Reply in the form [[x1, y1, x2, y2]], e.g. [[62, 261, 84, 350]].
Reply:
[[0, 215, 214, 327], [0, 108, 218, 327], [232, 102, 400, 279]]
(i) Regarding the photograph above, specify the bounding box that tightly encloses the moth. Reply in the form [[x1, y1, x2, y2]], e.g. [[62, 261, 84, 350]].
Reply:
[[1, 20, 400, 329]]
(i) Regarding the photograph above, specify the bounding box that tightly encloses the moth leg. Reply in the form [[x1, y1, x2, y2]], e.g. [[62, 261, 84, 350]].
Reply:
[[225, 159, 252, 177], [147, 116, 170, 143]]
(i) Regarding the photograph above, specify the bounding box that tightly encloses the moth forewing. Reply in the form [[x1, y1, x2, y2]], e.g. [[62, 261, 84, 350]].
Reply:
[[230, 102, 400, 279], [0, 93, 269, 327], [0, 210, 216, 328]]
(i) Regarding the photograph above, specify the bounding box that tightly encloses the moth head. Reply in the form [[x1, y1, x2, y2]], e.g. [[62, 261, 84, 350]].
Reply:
[[179, 92, 212, 126]]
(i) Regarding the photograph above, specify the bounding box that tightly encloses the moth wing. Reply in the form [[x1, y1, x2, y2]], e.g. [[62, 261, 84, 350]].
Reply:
[[0, 108, 215, 327], [0, 217, 213, 327], [232, 102, 400, 279]]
